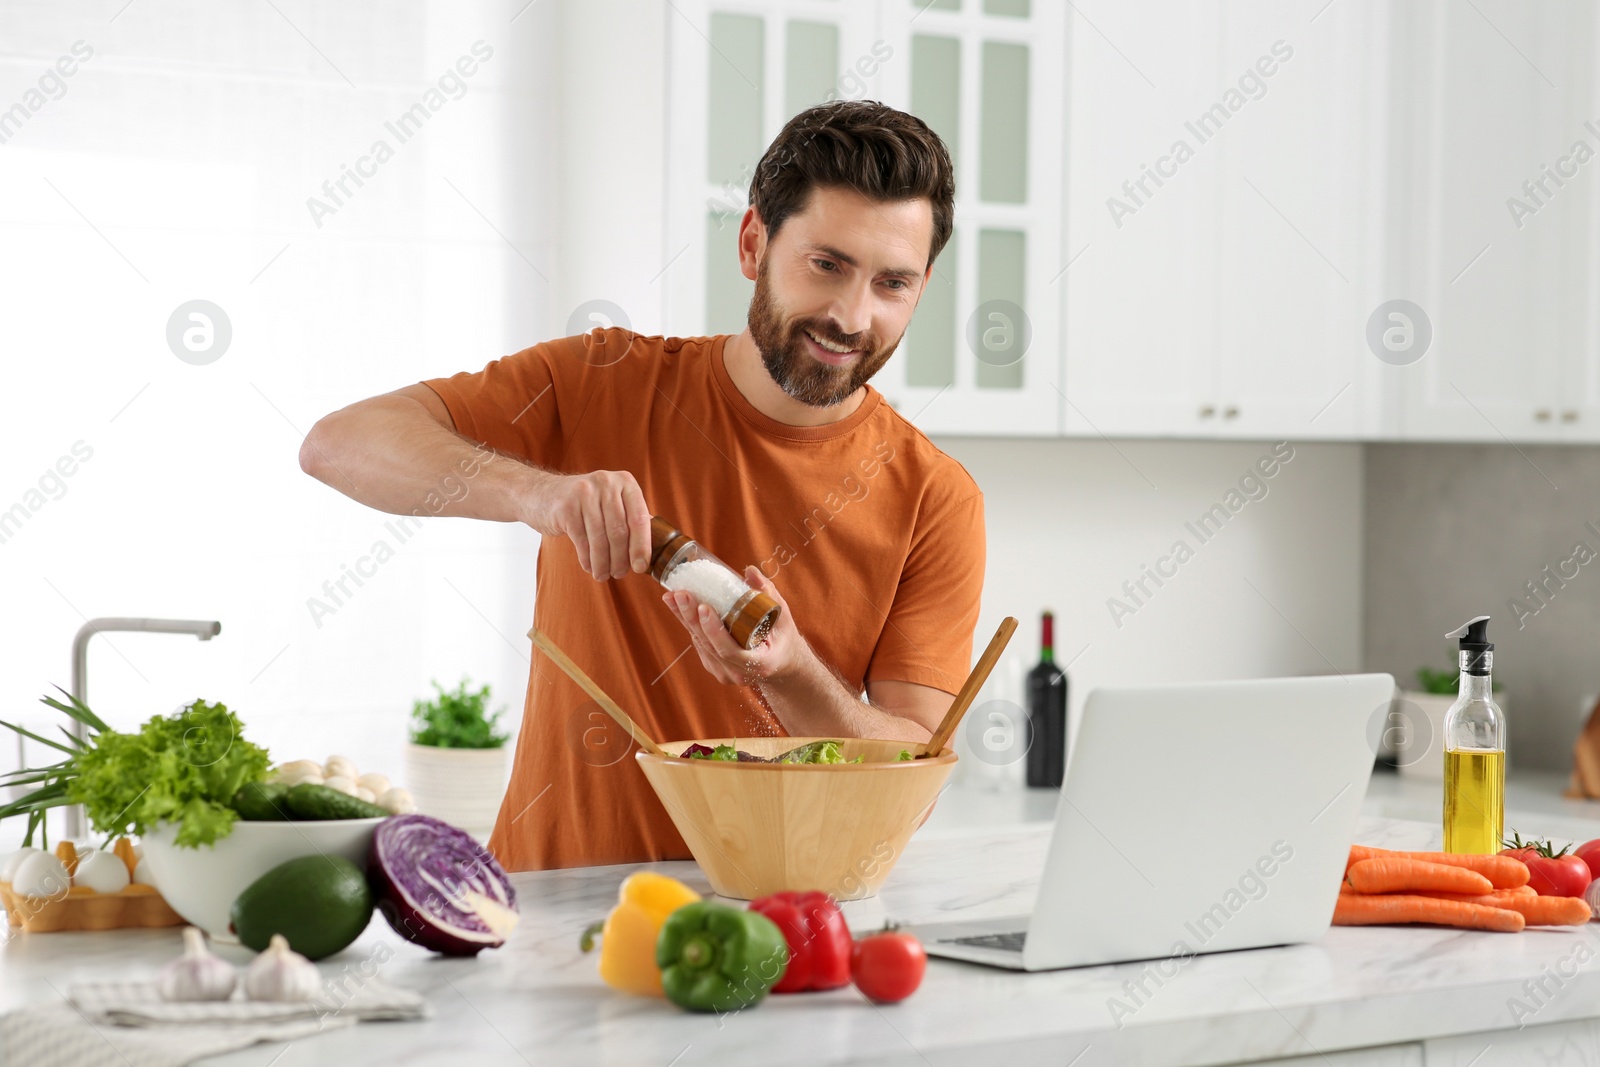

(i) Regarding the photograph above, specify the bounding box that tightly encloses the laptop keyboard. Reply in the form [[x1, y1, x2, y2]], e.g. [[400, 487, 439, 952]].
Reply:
[[943, 930, 1027, 952]]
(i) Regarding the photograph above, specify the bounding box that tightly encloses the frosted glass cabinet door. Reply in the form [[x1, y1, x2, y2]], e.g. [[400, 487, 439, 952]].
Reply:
[[873, 0, 1067, 437]]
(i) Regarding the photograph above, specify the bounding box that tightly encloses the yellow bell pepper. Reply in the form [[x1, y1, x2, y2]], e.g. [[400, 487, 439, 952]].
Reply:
[[580, 872, 701, 996]]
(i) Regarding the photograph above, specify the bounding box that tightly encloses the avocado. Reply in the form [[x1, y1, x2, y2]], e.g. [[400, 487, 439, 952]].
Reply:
[[230, 854, 373, 960], [231, 781, 291, 821], [284, 782, 389, 820]]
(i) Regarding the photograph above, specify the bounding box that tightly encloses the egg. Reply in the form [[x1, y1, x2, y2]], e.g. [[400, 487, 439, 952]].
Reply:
[[132, 857, 156, 887], [72, 848, 131, 894], [357, 772, 391, 797], [322, 775, 359, 796], [324, 755, 358, 780], [1, 846, 41, 882], [11, 851, 71, 899]]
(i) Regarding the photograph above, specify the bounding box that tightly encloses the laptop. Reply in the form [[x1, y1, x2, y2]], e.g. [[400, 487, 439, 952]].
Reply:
[[913, 673, 1395, 971]]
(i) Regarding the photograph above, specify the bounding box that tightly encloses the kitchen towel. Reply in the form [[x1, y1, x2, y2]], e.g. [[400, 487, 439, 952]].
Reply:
[[0, 977, 429, 1067]]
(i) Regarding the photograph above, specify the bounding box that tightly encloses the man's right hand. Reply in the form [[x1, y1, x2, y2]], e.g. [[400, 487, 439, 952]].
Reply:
[[521, 469, 654, 580]]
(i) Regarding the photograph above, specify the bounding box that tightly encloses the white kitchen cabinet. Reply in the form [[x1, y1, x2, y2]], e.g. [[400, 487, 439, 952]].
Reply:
[[1387, 0, 1598, 443], [1059, 0, 1224, 439], [1210, 0, 1389, 441], [1425, 1018, 1600, 1064], [1061, 0, 1388, 442], [1229, 1045, 1422, 1067]]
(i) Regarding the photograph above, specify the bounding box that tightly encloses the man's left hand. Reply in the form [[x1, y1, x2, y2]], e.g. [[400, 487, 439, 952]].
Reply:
[[661, 566, 806, 685]]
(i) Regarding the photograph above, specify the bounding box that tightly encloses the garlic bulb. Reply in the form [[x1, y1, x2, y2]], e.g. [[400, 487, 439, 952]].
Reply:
[[358, 772, 390, 797], [11, 851, 70, 898], [72, 848, 131, 894], [322, 775, 359, 796], [132, 856, 156, 887], [324, 755, 358, 781], [378, 787, 417, 814], [0, 846, 41, 882], [245, 934, 321, 1002], [159, 927, 237, 1002]]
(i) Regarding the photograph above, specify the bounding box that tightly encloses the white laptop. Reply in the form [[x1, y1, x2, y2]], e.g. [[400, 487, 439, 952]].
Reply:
[[913, 673, 1395, 971]]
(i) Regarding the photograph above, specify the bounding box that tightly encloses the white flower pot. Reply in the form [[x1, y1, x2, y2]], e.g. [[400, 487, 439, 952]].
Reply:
[[404, 743, 509, 832]]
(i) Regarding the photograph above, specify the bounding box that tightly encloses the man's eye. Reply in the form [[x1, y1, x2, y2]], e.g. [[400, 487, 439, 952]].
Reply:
[[883, 279, 907, 291], [813, 259, 837, 272]]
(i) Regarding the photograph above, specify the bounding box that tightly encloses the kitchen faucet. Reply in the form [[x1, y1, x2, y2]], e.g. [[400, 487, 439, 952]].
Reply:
[[62, 617, 222, 838]]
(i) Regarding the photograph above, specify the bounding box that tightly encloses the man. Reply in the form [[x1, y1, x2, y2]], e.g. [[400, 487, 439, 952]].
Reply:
[[300, 100, 985, 871]]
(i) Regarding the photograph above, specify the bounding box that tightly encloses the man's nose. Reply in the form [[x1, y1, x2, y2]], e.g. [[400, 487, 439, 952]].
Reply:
[[828, 281, 873, 342]]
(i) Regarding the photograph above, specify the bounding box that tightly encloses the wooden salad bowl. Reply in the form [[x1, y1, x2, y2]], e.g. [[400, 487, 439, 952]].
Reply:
[[635, 737, 957, 901]]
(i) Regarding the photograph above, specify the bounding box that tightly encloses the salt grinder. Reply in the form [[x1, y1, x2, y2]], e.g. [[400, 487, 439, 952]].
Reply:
[[648, 516, 780, 650]]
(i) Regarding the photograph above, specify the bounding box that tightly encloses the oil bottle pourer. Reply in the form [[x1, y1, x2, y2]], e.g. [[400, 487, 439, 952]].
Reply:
[[1445, 615, 1493, 676]]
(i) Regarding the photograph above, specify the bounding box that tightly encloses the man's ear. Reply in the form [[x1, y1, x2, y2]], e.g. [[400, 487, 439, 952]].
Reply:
[[737, 207, 766, 282]]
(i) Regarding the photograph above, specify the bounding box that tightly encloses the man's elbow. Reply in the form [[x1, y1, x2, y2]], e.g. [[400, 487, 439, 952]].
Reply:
[[299, 413, 340, 481]]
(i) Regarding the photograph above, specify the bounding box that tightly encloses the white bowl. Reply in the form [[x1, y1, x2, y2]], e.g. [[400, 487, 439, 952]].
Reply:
[[140, 817, 385, 942]]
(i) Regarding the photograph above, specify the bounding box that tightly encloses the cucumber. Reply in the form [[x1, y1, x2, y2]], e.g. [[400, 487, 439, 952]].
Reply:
[[285, 782, 389, 820], [232, 781, 292, 821]]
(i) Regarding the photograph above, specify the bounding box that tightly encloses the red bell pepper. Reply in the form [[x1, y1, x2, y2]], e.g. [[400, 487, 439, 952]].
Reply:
[[747, 891, 852, 993]]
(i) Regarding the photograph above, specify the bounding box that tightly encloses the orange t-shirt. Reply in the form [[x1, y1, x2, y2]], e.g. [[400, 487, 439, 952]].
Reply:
[[421, 329, 985, 871]]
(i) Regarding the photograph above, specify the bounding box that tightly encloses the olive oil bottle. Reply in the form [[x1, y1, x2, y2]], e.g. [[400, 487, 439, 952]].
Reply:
[[1441, 616, 1505, 855]]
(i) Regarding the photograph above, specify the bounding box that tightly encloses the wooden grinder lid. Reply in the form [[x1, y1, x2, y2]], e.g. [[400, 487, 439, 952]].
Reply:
[[726, 591, 780, 650]]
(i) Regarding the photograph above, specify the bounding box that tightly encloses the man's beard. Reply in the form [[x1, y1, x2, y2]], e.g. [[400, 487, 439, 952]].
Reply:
[[746, 255, 899, 408]]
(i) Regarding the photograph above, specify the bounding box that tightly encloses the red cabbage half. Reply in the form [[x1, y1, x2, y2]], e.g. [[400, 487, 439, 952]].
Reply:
[[368, 814, 519, 955]]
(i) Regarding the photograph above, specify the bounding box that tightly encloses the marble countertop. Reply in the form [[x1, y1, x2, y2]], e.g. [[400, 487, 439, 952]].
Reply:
[[10, 782, 1600, 1066]]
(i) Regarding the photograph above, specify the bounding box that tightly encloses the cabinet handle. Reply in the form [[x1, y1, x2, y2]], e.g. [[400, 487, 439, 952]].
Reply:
[[1223, 405, 1240, 419], [1563, 410, 1580, 422], [1199, 405, 1216, 418], [1536, 409, 1553, 422]]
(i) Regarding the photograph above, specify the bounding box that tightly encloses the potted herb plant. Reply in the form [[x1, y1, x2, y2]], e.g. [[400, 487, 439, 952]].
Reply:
[[1393, 664, 1508, 781], [404, 679, 511, 832]]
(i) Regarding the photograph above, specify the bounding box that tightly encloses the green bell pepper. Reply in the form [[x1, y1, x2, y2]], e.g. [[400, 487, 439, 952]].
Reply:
[[656, 901, 789, 1013]]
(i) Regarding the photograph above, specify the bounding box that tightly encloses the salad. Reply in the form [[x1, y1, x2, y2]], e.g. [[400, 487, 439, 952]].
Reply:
[[679, 740, 915, 764]]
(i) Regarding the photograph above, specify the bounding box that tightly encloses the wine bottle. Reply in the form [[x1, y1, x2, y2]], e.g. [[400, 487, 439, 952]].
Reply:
[[1026, 611, 1067, 788]]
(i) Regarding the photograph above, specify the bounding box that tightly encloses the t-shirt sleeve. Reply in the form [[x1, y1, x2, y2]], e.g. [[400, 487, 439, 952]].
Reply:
[[865, 488, 986, 695], [420, 336, 579, 469]]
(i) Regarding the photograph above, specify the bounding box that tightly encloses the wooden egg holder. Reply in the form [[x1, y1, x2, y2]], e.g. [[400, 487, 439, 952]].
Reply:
[[0, 838, 184, 932]]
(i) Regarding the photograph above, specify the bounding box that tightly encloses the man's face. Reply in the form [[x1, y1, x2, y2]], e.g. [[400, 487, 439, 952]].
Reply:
[[744, 185, 934, 408]]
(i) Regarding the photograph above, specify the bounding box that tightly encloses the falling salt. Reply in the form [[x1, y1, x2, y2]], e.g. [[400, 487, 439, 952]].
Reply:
[[663, 558, 748, 617]]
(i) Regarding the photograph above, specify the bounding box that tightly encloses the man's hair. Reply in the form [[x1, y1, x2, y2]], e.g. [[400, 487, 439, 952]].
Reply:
[[748, 100, 955, 269]]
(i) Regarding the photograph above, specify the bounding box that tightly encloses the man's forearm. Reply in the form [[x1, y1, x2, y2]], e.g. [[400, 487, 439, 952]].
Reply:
[[300, 394, 550, 523], [758, 649, 933, 744]]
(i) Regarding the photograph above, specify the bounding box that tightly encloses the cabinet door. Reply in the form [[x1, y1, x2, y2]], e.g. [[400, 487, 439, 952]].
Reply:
[[1387, 0, 1581, 442], [1235, 1045, 1421, 1067], [1426, 1019, 1600, 1064], [1211, 0, 1387, 441], [1061, 0, 1223, 439]]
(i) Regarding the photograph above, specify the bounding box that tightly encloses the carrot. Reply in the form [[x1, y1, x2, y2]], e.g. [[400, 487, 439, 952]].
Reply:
[[1346, 858, 1494, 895], [1408, 886, 1537, 906], [1502, 894, 1592, 926], [1346, 846, 1529, 889], [1332, 893, 1524, 932]]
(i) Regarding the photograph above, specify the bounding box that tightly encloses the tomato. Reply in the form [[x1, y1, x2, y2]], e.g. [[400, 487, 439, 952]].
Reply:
[[1575, 838, 1600, 881], [850, 928, 926, 1004], [1501, 845, 1592, 897]]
